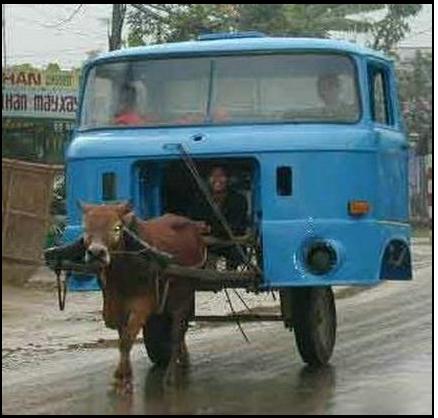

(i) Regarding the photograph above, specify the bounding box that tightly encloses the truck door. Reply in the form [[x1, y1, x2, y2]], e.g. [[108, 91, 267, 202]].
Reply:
[[368, 60, 409, 223]]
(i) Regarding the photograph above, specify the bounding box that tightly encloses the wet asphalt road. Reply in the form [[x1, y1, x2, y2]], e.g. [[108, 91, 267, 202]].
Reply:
[[2, 242, 432, 415]]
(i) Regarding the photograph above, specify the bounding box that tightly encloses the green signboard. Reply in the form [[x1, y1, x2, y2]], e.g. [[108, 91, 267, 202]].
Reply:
[[2, 69, 79, 120]]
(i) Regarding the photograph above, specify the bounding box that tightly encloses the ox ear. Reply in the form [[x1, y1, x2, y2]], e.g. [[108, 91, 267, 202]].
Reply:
[[115, 200, 133, 216], [121, 211, 136, 229]]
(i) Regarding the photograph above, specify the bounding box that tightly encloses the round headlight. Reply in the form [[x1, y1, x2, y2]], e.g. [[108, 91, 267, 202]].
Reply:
[[305, 241, 337, 275]]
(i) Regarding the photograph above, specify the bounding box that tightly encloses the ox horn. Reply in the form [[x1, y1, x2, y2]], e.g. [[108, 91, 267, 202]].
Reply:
[[76, 199, 92, 212], [76, 199, 85, 211], [116, 199, 133, 214]]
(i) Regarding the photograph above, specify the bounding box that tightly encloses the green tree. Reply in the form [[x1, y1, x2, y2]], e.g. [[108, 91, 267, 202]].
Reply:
[[127, 4, 236, 45], [368, 4, 422, 52], [397, 50, 432, 155], [9, 63, 37, 72], [45, 63, 61, 73], [126, 4, 421, 50], [235, 4, 379, 37]]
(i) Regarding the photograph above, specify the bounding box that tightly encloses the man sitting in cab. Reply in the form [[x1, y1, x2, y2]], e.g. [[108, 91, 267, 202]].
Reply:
[[189, 165, 248, 269], [317, 73, 357, 121], [114, 83, 157, 126]]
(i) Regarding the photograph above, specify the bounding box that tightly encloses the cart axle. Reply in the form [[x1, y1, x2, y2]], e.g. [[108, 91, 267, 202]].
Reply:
[[192, 314, 283, 322]]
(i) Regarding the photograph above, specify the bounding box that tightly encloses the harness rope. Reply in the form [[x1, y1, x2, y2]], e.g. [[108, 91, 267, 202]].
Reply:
[[121, 225, 173, 262], [120, 224, 173, 314]]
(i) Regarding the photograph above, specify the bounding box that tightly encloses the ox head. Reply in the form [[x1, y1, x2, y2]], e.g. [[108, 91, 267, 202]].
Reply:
[[79, 201, 134, 266]]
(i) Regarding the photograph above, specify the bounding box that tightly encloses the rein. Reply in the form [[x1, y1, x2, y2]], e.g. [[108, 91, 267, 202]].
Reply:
[[120, 225, 174, 262]]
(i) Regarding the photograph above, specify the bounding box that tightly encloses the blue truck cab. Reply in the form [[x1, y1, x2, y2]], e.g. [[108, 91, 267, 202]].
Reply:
[[64, 33, 412, 290]]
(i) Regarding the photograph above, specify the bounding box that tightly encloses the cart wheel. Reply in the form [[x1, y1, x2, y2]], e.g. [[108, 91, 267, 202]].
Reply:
[[143, 314, 172, 367], [281, 287, 336, 367]]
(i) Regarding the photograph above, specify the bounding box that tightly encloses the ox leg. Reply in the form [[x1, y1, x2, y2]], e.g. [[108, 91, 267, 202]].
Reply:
[[114, 325, 135, 393], [114, 300, 155, 394], [180, 339, 190, 368], [165, 306, 191, 386]]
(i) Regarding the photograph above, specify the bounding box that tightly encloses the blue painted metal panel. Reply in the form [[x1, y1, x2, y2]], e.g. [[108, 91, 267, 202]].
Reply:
[[67, 125, 377, 161], [261, 219, 410, 287], [88, 37, 389, 66]]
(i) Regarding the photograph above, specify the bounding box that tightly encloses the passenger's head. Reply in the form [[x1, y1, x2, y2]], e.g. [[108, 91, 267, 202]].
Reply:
[[118, 84, 137, 113], [317, 74, 341, 107], [208, 166, 229, 194]]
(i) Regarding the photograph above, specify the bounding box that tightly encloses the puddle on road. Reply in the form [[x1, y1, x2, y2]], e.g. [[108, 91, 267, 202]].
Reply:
[[14, 354, 428, 415]]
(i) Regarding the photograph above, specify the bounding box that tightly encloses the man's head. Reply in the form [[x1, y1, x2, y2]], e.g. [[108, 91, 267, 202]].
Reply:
[[118, 84, 137, 113], [208, 166, 229, 194], [317, 74, 341, 107]]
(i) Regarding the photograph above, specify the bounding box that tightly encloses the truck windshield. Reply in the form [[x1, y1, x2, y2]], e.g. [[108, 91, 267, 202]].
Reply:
[[80, 54, 359, 129]]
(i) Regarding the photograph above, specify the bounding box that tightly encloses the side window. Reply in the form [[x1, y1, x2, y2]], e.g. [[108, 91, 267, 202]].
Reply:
[[370, 67, 391, 125], [102, 172, 117, 201]]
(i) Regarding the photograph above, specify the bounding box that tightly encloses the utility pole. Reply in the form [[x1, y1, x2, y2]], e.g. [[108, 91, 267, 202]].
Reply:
[[2, 4, 7, 69], [109, 4, 127, 51]]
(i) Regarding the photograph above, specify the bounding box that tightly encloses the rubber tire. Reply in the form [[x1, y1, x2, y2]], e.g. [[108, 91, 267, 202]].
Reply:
[[143, 314, 172, 367], [286, 287, 337, 367]]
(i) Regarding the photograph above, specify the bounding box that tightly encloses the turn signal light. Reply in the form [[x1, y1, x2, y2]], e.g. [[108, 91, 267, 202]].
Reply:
[[348, 200, 370, 216]]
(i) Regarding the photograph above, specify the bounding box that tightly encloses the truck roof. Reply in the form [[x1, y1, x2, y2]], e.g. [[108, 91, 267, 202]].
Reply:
[[88, 36, 390, 66]]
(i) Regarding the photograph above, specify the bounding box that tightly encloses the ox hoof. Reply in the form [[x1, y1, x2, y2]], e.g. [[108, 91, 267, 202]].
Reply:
[[113, 377, 134, 396], [179, 351, 190, 369], [164, 367, 179, 387], [164, 363, 189, 387], [178, 343, 190, 369]]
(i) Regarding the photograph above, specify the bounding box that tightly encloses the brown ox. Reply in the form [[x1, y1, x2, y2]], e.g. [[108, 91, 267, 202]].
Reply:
[[80, 202, 206, 392]]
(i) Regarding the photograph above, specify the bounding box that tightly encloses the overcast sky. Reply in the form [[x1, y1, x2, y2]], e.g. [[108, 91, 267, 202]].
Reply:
[[2, 4, 433, 70]]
